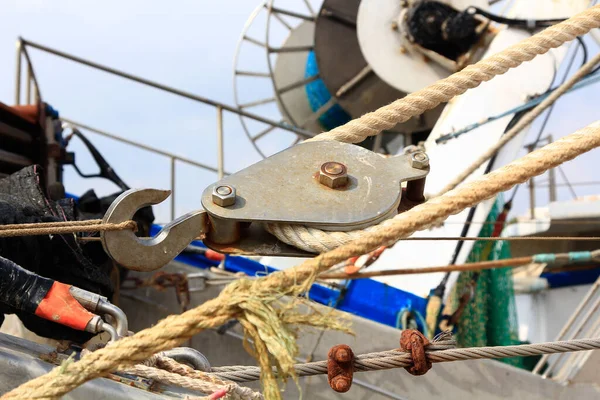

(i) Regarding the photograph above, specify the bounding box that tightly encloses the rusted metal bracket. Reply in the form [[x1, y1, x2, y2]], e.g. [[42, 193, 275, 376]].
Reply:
[[400, 329, 432, 376], [327, 344, 355, 393]]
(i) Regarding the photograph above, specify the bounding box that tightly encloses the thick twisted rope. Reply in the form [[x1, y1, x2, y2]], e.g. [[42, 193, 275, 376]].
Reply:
[[148, 355, 263, 399], [3, 120, 600, 400], [4, 7, 600, 399], [265, 5, 600, 253], [0, 219, 136, 238], [267, 123, 600, 253], [308, 5, 600, 144], [208, 337, 600, 383], [122, 364, 262, 399], [437, 48, 600, 196]]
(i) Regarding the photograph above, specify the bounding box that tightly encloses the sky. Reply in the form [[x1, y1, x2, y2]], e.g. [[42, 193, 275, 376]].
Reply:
[[0, 0, 599, 223]]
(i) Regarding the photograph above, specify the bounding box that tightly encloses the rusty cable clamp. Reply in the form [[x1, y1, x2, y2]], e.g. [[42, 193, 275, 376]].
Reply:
[[400, 329, 432, 376], [327, 344, 355, 393], [325, 329, 436, 393], [99, 141, 430, 271]]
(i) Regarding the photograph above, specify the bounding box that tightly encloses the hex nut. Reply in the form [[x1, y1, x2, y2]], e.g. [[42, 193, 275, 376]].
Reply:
[[212, 185, 236, 207], [319, 162, 348, 189], [410, 152, 430, 169]]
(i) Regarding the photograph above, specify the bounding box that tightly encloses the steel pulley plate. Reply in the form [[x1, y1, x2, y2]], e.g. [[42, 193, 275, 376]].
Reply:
[[201, 141, 428, 231], [203, 222, 314, 257]]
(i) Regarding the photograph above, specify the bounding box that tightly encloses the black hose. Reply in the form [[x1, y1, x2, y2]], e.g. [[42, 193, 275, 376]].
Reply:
[[0, 256, 53, 314], [468, 7, 566, 29]]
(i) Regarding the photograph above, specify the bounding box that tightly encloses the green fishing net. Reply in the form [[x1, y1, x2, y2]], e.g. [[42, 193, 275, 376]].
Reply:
[[451, 195, 524, 368]]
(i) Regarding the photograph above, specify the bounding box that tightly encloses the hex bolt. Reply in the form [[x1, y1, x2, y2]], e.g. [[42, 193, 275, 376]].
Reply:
[[319, 161, 348, 189], [410, 151, 430, 169], [334, 347, 351, 363], [212, 185, 236, 207]]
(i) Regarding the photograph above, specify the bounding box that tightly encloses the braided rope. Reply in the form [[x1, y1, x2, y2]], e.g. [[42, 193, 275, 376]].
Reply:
[[0, 219, 102, 230]]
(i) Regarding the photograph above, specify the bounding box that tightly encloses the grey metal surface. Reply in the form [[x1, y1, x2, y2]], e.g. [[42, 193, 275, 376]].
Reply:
[[161, 348, 211, 372], [203, 220, 313, 257], [69, 286, 106, 312], [97, 300, 129, 338], [101, 189, 208, 271], [14, 40, 21, 105], [315, 0, 398, 119], [0, 332, 180, 399], [201, 141, 428, 230], [120, 262, 600, 400]]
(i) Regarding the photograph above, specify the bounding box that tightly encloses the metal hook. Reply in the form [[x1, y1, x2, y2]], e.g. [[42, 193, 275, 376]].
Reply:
[[101, 189, 208, 271], [160, 347, 211, 372]]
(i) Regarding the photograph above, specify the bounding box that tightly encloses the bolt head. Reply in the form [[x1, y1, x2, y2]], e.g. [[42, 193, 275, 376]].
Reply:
[[335, 348, 351, 362], [212, 185, 236, 207], [410, 152, 429, 169], [319, 162, 348, 189], [331, 376, 351, 393]]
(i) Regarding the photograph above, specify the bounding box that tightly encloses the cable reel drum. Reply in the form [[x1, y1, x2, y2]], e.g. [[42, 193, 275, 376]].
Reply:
[[356, 0, 493, 94], [233, 0, 493, 157]]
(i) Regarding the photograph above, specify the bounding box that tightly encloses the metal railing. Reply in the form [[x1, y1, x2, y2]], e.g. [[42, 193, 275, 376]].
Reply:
[[532, 276, 600, 381], [60, 118, 231, 221], [13, 37, 312, 219], [14, 40, 42, 106]]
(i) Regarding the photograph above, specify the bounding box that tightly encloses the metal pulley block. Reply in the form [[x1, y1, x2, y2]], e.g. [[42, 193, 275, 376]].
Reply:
[[101, 141, 429, 270], [200, 141, 429, 254]]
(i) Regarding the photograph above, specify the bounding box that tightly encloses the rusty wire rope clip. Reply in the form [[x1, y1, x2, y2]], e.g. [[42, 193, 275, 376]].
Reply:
[[400, 329, 432, 376], [327, 344, 355, 393]]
